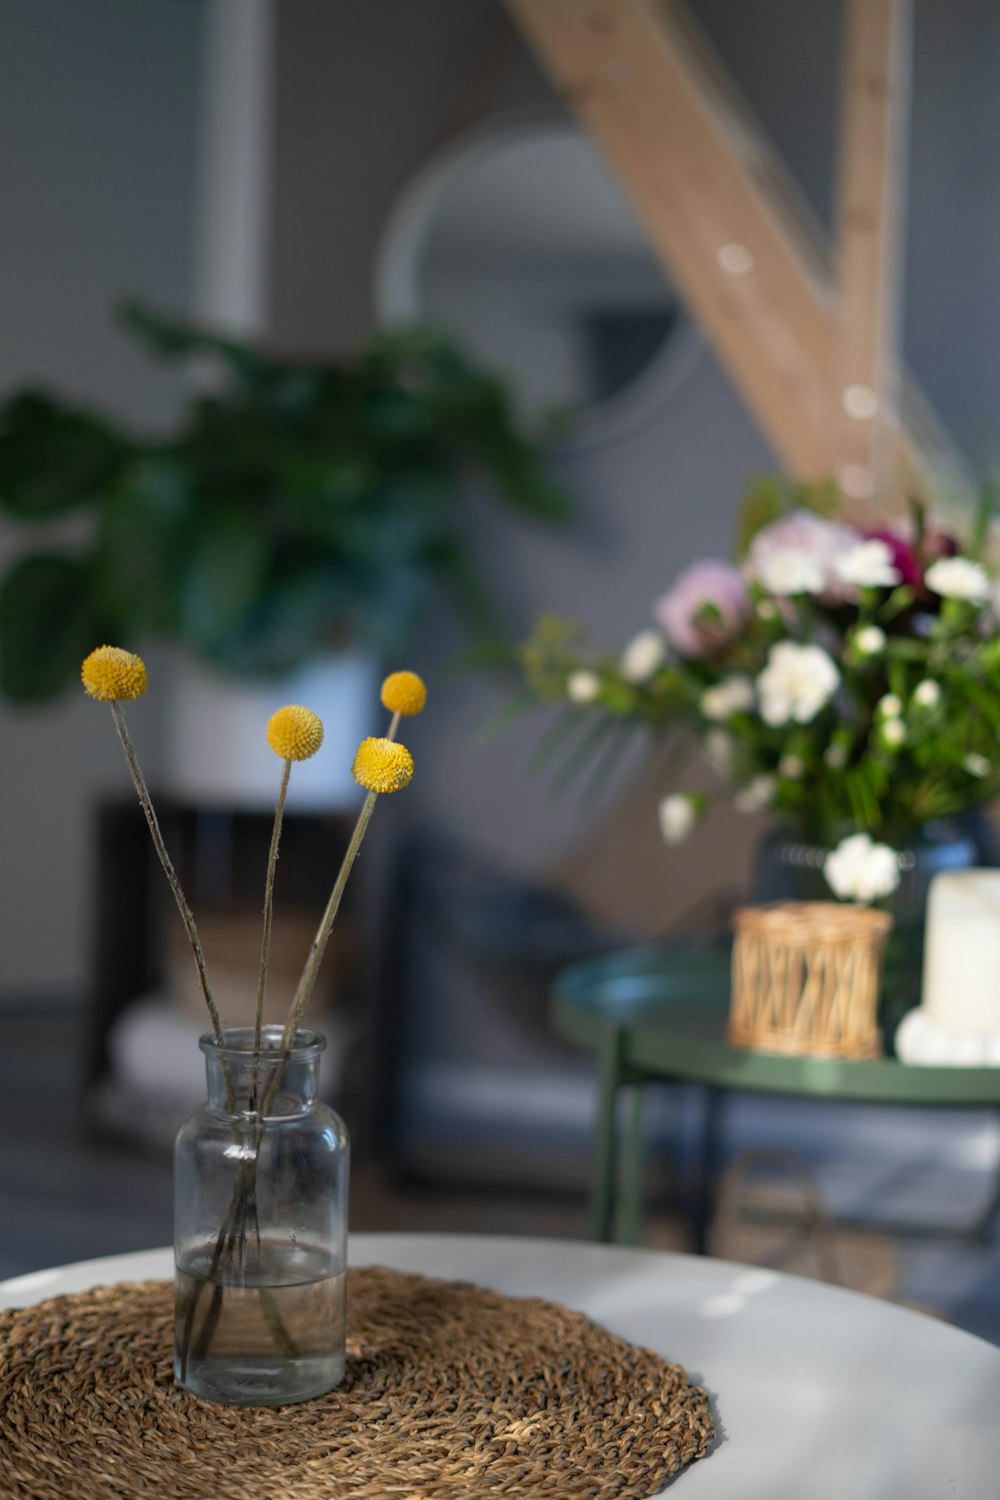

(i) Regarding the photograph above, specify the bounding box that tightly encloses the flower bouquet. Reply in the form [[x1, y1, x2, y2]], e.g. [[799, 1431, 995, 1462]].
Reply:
[[83, 645, 424, 1406], [521, 481, 1000, 907]]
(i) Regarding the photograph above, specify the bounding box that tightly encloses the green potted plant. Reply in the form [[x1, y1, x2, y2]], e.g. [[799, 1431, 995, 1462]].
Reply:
[[0, 305, 570, 804]]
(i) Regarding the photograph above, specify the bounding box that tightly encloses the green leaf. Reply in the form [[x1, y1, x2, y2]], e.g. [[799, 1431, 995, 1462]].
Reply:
[[0, 552, 101, 700], [94, 458, 192, 633], [734, 476, 787, 558], [0, 392, 131, 520], [179, 503, 268, 654]]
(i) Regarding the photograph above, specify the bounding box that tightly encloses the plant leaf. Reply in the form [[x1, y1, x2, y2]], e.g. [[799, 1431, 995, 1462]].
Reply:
[[0, 552, 101, 700]]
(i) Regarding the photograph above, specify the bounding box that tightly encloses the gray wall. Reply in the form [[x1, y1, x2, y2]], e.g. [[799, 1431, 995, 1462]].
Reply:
[[267, 0, 1000, 934], [0, 0, 201, 995], [4, 0, 1000, 994]]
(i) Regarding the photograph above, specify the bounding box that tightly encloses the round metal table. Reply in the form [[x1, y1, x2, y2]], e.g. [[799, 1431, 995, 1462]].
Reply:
[[552, 946, 1000, 1246], [3, 1233, 999, 1499]]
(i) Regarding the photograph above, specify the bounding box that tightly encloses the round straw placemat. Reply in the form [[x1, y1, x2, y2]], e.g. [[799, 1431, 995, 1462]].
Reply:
[[0, 1267, 713, 1500]]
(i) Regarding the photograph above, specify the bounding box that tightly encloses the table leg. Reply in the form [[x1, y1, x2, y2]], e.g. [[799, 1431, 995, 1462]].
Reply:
[[619, 1085, 647, 1247], [692, 1085, 727, 1255], [591, 1029, 625, 1243]]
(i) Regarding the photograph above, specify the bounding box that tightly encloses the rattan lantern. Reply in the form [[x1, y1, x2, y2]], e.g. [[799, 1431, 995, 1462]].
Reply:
[[730, 902, 892, 1059]]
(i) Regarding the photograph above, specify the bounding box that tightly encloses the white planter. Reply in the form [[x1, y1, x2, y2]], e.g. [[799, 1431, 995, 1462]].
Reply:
[[162, 650, 378, 811]]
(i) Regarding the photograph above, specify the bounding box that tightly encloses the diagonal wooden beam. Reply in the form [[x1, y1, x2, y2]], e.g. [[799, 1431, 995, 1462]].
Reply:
[[505, 0, 837, 478], [504, 0, 973, 514]]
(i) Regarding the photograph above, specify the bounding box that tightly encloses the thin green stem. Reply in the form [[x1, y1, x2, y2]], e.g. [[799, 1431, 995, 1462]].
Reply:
[[262, 789, 379, 1118], [251, 758, 291, 1105], [110, 702, 228, 1062]]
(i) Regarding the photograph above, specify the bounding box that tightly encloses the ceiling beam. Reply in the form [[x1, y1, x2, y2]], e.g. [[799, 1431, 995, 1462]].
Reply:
[[504, 0, 973, 516]]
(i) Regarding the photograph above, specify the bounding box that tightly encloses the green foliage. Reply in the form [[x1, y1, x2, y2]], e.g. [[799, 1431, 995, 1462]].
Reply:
[[521, 492, 1000, 852], [0, 307, 572, 700], [733, 473, 840, 558]]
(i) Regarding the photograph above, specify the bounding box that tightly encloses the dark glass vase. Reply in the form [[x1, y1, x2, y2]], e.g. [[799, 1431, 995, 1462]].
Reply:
[[752, 819, 981, 1047]]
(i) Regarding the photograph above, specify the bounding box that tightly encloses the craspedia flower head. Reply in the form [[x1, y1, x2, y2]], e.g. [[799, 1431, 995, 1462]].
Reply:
[[352, 736, 414, 794], [380, 670, 427, 717], [267, 705, 324, 761], [81, 646, 147, 702]]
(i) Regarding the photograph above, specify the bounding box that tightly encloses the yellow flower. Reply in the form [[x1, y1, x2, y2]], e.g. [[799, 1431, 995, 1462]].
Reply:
[[352, 736, 414, 793], [81, 645, 147, 702], [267, 705, 324, 761], [380, 670, 427, 717]]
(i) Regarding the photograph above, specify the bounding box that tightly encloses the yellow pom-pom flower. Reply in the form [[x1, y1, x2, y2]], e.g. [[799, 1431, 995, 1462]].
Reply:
[[81, 645, 147, 702], [352, 736, 414, 794], [267, 705, 324, 761], [380, 670, 427, 717]]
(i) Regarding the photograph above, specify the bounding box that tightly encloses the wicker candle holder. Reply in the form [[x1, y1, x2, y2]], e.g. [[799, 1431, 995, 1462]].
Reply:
[[730, 901, 892, 1059]]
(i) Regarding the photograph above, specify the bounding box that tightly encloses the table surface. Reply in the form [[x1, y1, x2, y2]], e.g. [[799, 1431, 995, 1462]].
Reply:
[[3, 1233, 999, 1499], [554, 946, 1000, 1104]]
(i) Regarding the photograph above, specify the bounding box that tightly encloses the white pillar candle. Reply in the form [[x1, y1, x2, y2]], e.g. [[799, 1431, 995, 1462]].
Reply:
[[922, 870, 1000, 1031]]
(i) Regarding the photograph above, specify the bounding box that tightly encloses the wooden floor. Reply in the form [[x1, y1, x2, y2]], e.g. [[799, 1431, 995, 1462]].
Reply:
[[4, 1006, 1000, 1347]]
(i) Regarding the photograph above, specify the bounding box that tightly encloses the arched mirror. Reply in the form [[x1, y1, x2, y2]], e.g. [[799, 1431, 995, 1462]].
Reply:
[[375, 119, 703, 445]]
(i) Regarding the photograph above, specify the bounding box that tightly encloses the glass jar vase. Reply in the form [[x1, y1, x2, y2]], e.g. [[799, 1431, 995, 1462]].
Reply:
[[173, 1026, 349, 1406], [752, 819, 980, 1044]]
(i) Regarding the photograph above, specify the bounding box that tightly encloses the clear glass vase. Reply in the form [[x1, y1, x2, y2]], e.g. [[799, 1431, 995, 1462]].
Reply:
[[173, 1026, 349, 1406], [752, 818, 980, 1044]]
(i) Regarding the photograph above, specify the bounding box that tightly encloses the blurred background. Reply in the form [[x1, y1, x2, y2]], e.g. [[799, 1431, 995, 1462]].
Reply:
[[3, 0, 1000, 1340]]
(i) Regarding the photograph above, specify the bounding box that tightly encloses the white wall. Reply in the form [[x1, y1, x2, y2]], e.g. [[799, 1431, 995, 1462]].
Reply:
[[0, 0, 201, 997]]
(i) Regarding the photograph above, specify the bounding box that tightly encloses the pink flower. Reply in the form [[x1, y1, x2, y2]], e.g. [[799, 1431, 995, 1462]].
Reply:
[[746, 510, 857, 599], [654, 560, 750, 658]]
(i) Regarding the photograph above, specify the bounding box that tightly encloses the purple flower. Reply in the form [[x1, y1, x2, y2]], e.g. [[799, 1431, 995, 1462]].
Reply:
[[861, 527, 922, 588], [653, 560, 750, 658]]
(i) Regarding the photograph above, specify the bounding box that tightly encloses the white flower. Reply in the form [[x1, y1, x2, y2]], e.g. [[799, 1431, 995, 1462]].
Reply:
[[658, 794, 698, 845], [700, 674, 755, 720], [756, 642, 840, 727], [703, 729, 735, 773], [881, 717, 906, 748], [824, 832, 900, 903], [964, 753, 991, 777], [753, 549, 825, 596], [746, 510, 857, 599], [877, 693, 902, 718], [734, 775, 776, 813], [824, 743, 848, 769], [835, 540, 902, 589], [913, 679, 941, 709], [567, 669, 600, 703], [925, 556, 991, 604], [619, 628, 665, 683], [853, 625, 886, 656], [779, 754, 805, 778], [700, 686, 729, 720]]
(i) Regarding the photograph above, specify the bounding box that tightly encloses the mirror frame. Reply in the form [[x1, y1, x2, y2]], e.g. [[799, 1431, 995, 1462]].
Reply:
[[374, 113, 706, 453]]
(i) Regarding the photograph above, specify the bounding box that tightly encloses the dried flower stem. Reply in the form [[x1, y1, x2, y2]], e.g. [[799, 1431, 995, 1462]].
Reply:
[[387, 709, 401, 740], [251, 758, 291, 1104], [110, 702, 226, 1053], [261, 789, 378, 1118]]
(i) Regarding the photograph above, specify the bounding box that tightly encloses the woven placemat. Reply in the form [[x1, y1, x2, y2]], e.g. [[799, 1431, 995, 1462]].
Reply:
[[0, 1267, 713, 1500]]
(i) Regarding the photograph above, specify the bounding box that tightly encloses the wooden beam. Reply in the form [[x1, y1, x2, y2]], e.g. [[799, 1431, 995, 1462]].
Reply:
[[505, 0, 836, 478], [833, 0, 911, 517], [504, 0, 974, 513]]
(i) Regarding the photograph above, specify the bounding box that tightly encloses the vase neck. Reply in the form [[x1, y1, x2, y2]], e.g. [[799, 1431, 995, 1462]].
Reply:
[[201, 1027, 324, 1117]]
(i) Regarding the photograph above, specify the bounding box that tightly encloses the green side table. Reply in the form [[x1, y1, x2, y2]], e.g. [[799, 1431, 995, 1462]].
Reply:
[[552, 946, 1000, 1250]]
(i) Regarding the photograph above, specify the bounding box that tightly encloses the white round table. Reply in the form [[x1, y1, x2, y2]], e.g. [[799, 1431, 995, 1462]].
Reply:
[[3, 1233, 999, 1499]]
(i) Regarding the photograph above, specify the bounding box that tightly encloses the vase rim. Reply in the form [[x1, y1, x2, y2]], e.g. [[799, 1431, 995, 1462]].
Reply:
[[199, 1026, 326, 1060]]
